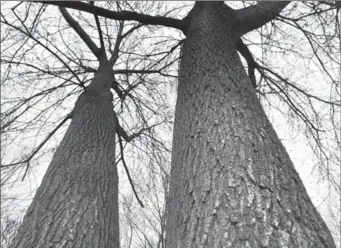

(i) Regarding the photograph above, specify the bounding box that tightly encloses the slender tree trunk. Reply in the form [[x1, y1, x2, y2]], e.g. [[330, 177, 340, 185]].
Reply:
[[166, 3, 335, 248], [10, 65, 119, 248]]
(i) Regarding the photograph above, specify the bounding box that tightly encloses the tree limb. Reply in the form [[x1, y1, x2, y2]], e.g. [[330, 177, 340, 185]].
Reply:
[[59, 7, 100, 59], [89, 1, 107, 63], [236, 1, 290, 35], [235, 39, 257, 88], [108, 21, 124, 66], [117, 134, 144, 208], [111, 78, 125, 101], [116, 117, 161, 142], [40, 1, 187, 31]]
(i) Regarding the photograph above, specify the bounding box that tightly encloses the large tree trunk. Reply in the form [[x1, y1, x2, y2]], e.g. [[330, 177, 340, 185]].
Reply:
[[10, 65, 119, 248], [166, 3, 335, 248]]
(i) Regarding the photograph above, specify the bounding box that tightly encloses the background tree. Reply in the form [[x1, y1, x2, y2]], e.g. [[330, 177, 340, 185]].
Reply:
[[1, 2, 181, 247], [1, 1, 340, 247]]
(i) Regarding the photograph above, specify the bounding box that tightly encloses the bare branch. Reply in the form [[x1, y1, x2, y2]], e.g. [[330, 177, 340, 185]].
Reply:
[[89, 1, 106, 63], [121, 23, 144, 39], [39, 1, 187, 31], [108, 21, 124, 66], [260, 65, 340, 107], [1, 112, 73, 181], [236, 1, 290, 35], [118, 134, 145, 208], [109, 22, 143, 66], [116, 114, 162, 142], [0, 18, 85, 87], [59, 7, 100, 59], [236, 38, 257, 88]]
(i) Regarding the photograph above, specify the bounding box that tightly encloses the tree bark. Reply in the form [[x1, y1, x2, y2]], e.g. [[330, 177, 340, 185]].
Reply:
[[166, 3, 336, 248], [10, 65, 119, 248]]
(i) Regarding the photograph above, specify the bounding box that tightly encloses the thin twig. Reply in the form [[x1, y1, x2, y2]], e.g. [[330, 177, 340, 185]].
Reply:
[[1, 18, 85, 87], [1, 112, 72, 180]]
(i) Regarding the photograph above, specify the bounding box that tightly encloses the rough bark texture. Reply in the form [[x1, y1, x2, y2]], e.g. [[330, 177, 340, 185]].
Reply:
[[10, 66, 119, 248], [166, 3, 335, 248]]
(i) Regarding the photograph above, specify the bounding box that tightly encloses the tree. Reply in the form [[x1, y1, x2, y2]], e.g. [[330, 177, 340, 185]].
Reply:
[[1, 1, 339, 247], [1, 2, 177, 247], [5, 4, 122, 247], [165, 2, 337, 247]]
